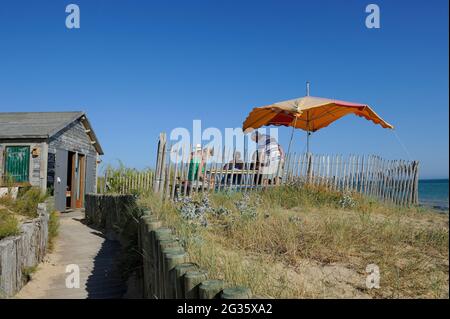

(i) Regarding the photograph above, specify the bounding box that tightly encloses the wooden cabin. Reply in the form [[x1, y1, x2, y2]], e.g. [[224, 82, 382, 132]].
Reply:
[[0, 112, 103, 212]]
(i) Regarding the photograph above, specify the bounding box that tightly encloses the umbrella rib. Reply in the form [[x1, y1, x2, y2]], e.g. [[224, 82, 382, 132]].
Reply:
[[293, 106, 343, 122], [316, 106, 346, 121], [308, 105, 351, 122]]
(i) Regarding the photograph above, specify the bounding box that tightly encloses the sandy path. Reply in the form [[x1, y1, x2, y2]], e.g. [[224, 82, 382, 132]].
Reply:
[[16, 210, 125, 299]]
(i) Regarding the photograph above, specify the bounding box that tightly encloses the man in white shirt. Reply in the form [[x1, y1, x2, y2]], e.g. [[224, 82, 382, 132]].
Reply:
[[251, 131, 285, 185]]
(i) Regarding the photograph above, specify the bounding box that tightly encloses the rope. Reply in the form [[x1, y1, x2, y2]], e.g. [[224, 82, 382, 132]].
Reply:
[[392, 129, 412, 161], [286, 118, 297, 156]]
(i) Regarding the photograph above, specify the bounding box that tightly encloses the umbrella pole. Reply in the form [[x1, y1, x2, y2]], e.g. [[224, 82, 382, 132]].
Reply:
[[305, 82, 312, 183], [306, 130, 310, 153], [306, 81, 311, 154]]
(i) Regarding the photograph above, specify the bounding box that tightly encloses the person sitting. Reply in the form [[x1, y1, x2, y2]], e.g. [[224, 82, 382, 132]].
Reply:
[[251, 131, 285, 185], [222, 151, 244, 185], [187, 144, 204, 183]]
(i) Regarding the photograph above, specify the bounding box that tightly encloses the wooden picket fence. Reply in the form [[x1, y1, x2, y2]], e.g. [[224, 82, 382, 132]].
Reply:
[[282, 153, 419, 206], [151, 133, 420, 206], [99, 132, 420, 207], [98, 169, 154, 195]]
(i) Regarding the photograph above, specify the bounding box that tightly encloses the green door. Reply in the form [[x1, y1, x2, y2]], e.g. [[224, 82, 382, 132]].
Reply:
[[5, 146, 30, 183]]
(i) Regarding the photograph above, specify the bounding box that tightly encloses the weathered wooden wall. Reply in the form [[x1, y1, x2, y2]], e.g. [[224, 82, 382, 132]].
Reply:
[[85, 193, 136, 240], [138, 213, 253, 299], [48, 119, 98, 157], [85, 194, 254, 299], [48, 118, 99, 196]]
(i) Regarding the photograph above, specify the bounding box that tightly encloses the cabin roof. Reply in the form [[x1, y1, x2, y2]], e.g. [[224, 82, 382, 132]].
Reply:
[[0, 111, 104, 155]]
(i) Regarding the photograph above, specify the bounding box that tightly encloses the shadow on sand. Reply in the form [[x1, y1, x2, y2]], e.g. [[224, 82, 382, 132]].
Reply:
[[84, 226, 126, 299]]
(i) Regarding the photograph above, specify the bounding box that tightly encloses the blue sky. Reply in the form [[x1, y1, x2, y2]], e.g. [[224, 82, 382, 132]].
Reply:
[[0, 0, 448, 178]]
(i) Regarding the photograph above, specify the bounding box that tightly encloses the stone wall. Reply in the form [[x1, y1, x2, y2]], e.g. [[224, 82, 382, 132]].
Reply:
[[0, 202, 50, 298], [85, 194, 253, 299]]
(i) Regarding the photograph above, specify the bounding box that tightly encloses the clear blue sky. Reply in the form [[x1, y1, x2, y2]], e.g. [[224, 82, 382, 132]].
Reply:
[[0, 0, 448, 178]]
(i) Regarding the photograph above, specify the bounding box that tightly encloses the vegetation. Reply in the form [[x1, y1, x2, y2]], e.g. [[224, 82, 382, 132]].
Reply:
[[22, 265, 38, 282], [47, 210, 60, 251], [98, 162, 153, 195], [139, 185, 449, 299], [0, 187, 50, 240], [0, 187, 48, 218], [0, 208, 20, 240]]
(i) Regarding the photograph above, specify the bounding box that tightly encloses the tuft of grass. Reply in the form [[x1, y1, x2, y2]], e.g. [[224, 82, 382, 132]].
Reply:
[[13, 187, 48, 217], [0, 208, 20, 240], [0, 187, 48, 218], [47, 210, 60, 251], [22, 265, 38, 282]]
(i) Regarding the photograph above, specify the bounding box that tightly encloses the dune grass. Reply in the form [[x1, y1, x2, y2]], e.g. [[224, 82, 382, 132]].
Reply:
[[0, 187, 48, 218], [0, 187, 52, 241], [139, 185, 449, 298], [0, 208, 20, 240], [47, 210, 60, 251]]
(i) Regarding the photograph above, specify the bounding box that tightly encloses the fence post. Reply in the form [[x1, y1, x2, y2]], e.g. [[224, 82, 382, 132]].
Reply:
[[199, 279, 225, 299], [412, 161, 420, 205], [184, 270, 208, 299], [306, 152, 313, 184], [154, 132, 167, 194], [163, 247, 187, 298], [221, 286, 252, 299], [173, 263, 199, 298]]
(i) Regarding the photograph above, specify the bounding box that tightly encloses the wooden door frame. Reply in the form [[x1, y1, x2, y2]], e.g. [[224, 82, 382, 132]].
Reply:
[[76, 154, 85, 208], [68, 152, 86, 209], [70, 152, 76, 209]]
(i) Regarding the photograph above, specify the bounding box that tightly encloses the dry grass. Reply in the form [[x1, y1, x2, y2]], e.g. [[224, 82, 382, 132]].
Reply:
[[0, 187, 48, 218], [139, 186, 449, 299], [47, 210, 60, 252], [0, 187, 50, 241], [0, 208, 20, 240]]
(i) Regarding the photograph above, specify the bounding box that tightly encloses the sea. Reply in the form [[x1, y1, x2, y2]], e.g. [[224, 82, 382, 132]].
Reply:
[[419, 179, 449, 212]]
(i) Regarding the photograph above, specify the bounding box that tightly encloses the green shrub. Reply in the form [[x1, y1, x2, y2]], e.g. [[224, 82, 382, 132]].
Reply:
[[101, 162, 153, 195], [0, 187, 48, 218], [0, 209, 20, 240], [22, 265, 38, 281], [13, 188, 48, 217]]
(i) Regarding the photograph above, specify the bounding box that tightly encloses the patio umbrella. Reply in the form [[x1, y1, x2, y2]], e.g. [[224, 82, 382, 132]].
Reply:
[[242, 83, 394, 154]]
